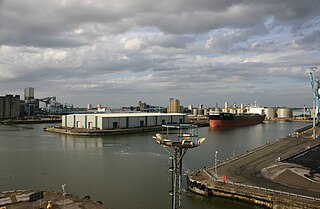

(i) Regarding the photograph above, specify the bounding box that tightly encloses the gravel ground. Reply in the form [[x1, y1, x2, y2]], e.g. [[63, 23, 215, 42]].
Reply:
[[286, 145, 320, 180]]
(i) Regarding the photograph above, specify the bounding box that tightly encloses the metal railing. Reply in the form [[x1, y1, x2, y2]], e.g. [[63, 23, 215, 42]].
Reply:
[[198, 127, 320, 203], [201, 169, 320, 202]]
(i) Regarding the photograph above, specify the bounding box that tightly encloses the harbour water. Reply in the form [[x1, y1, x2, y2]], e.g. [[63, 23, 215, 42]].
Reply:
[[0, 121, 308, 209]]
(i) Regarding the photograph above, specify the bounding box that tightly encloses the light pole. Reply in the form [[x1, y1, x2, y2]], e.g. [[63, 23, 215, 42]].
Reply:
[[214, 150, 218, 178], [311, 67, 317, 139], [61, 184, 66, 209], [153, 124, 205, 209]]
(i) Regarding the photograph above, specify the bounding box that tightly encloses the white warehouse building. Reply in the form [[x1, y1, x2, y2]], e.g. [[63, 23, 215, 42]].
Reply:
[[62, 112, 187, 130]]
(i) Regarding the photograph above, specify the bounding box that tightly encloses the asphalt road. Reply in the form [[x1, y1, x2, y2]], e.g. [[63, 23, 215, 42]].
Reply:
[[206, 135, 320, 198]]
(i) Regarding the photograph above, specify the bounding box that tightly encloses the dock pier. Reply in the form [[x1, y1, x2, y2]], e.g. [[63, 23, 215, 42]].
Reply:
[[187, 129, 320, 208]]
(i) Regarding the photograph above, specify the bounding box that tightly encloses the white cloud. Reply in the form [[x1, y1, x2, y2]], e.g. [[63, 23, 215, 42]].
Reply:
[[0, 0, 319, 107], [123, 38, 145, 50]]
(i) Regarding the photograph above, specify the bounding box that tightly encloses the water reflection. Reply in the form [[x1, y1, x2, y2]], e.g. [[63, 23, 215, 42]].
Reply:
[[0, 122, 308, 209], [58, 134, 103, 152], [0, 124, 35, 132]]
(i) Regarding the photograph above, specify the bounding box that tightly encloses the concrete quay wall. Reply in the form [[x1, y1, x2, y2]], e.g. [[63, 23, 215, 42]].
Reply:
[[188, 170, 320, 209], [187, 129, 320, 208], [44, 125, 163, 136]]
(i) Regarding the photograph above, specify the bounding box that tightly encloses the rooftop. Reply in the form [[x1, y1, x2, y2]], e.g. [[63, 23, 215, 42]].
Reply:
[[69, 112, 186, 117]]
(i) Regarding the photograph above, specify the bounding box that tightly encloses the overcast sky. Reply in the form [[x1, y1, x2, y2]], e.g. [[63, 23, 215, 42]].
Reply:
[[1, 0, 320, 108]]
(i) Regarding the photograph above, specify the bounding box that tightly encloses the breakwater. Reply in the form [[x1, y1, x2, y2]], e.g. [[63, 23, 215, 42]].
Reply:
[[187, 129, 320, 208]]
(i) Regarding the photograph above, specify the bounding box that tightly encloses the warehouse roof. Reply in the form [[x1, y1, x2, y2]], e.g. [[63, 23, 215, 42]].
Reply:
[[68, 112, 186, 117]]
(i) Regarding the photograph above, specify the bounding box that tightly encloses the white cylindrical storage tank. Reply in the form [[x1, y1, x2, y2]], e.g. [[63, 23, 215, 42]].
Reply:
[[193, 108, 198, 116], [277, 108, 293, 118], [204, 108, 208, 116], [264, 108, 276, 119]]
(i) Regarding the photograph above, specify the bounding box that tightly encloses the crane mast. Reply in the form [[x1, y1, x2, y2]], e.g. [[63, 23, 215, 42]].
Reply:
[[310, 67, 319, 138], [309, 68, 320, 121]]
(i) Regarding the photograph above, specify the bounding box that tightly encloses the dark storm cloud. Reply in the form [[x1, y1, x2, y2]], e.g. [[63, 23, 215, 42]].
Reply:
[[1, 0, 319, 41], [135, 0, 320, 34], [0, 33, 86, 48]]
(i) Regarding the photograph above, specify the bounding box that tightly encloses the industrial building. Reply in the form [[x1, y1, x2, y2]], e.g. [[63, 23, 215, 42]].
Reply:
[[0, 95, 21, 119], [62, 112, 187, 130]]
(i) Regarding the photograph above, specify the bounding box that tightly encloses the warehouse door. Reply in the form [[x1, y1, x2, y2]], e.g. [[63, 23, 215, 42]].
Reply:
[[113, 122, 118, 129], [126, 117, 129, 128]]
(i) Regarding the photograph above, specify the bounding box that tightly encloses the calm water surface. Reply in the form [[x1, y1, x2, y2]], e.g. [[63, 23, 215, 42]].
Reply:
[[0, 121, 307, 209]]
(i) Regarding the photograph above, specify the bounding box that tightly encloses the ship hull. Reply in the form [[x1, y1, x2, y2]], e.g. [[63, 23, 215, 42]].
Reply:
[[209, 113, 265, 128]]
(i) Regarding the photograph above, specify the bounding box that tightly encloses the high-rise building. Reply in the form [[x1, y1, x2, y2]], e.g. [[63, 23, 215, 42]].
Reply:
[[24, 87, 34, 101], [167, 98, 180, 113]]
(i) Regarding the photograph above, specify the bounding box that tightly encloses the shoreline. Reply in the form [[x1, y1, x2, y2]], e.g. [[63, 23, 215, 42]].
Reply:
[[2, 119, 61, 125], [44, 125, 164, 136]]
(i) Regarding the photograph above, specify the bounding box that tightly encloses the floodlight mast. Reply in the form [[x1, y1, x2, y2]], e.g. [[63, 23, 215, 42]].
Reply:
[[153, 124, 205, 209]]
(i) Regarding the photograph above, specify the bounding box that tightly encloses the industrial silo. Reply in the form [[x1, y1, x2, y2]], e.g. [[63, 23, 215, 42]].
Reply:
[[264, 108, 276, 119], [277, 108, 293, 118], [193, 108, 198, 116], [224, 101, 229, 112]]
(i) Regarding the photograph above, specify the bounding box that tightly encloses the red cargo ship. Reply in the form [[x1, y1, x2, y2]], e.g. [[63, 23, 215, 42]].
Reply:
[[209, 112, 265, 128]]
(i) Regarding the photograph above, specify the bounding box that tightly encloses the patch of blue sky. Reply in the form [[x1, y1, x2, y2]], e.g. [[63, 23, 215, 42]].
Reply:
[[206, 27, 239, 37], [203, 54, 218, 58], [247, 28, 295, 48], [301, 16, 320, 32], [263, 15, 275, 30]]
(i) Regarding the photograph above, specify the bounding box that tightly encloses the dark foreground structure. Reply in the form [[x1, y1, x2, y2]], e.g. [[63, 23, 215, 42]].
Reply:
[[188, 127, 320, 208], [0, 190, 108, 209]]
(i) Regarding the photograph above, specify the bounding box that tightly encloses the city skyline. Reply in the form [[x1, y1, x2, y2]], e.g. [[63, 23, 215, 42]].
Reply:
[[0, 0, 320, 107]]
